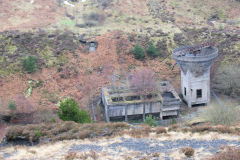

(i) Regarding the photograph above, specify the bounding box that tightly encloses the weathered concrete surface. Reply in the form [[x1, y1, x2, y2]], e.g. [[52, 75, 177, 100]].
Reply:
[[102, 81, 181, 122], [173, 45, 218, 107]]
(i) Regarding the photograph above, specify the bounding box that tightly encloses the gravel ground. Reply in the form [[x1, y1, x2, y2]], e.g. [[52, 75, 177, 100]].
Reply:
[[69, 137, 240, 159]]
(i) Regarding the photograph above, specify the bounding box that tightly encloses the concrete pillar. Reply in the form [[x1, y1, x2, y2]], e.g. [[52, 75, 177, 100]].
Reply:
[[105, 106, 110, 123], [159, 111, 163, 120], [187, 71, 192, 108], [143, 103, 146, 122], [207, 68, 211, 105], [125, 105, 128, 122]]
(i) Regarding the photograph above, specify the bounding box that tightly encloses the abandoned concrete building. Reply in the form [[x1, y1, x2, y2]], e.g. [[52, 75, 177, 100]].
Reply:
[[101, 81, 181, 122], [173, 43, 218, 107]]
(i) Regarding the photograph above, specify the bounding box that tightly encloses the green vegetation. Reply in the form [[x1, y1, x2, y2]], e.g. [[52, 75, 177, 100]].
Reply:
[[132, 44, 145, 60], [213, 64, 240, 98], [146, 42, 159, 58], [145, 115, 157, 127], [199, 104, 240, 125], [58, 98, 91, 123], [8, 100, 16, 111], [51, 117, 56, 123], [35, 127, 42, 138], [171, 118, 177, 124], [23, 56, 37, 73]]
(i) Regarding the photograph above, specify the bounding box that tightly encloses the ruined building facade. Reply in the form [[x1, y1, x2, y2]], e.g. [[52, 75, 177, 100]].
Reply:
[[101, 81, 181, 122], [173, 43, 218, 107]]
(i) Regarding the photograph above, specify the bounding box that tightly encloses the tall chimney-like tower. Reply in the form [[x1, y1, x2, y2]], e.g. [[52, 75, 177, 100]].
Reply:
[[172, 43, 218, 107]]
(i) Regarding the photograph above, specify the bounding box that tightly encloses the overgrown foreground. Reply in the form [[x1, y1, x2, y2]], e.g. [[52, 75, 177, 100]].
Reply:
[[1, 122, 240, 159]]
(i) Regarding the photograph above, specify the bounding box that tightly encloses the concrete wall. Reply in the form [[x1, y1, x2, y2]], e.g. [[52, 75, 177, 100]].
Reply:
[[101, 83, 181, 122], [181, 69, 210, 107], [107, 102, 162, 117]]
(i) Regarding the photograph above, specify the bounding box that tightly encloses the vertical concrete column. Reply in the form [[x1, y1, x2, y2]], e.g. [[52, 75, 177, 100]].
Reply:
[[187, 71, 192, 108], [125, 105, 128, 122], [143, 103, 146, 122], [105, 106, 110, 122], [207, 68, 211, 106], [181, 71, 184, 99], [159, 110, 163, 120]]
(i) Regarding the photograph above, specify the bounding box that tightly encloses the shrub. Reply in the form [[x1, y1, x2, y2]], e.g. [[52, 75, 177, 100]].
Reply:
[[191, 125, 212, 133], [213, 64, 240, 97], [145, 115, 157, 127], [34, 109, 56, 123], [168, 124, 178, 131], [156, 127, 167, 134], [213, 125, 234, 134], [209, 146, 240, 160], [35, 127, 42, 138], [132, 44, 145, 60], [23, 56, 37, 73], [146, 42, 159, 58], [127, 126, 152, 138], [171, 118, 177, 125], [77, 109, 92, 123], [199, 104, 240, 125], [181, 147, 194, 157], [58, 98, 91, 123], [8, 100, 16, 111], [65, 152, 78, 160], [5, 121, 129, 142]]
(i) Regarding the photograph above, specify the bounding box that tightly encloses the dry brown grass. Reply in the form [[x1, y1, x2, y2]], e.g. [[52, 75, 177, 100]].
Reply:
[[168, 124, 179, 132], [5, 121, 129, 143], [128, 126, 152, 138], [115, 125, 153, 138], [181, 147, 194, 157], [209, 146, 240, 160], [212, 125, 235, 134], [64, 152, 78, 160], [79, 151, 99, 160], [190, 125, 212, 133], [183, 124, 238, 134], [156, 127, 167, 134]]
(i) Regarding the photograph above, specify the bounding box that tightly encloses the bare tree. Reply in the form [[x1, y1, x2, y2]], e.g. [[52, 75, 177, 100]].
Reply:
[[130, 68, 157, 121], [14, 94, 35, 114], [11, 94, 36, 124], [213, 64, 240, 98], [130, 67, 157, 95]]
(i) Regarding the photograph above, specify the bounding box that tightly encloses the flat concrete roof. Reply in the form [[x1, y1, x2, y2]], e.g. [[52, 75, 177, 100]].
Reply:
[[102, 81, 181, 106]]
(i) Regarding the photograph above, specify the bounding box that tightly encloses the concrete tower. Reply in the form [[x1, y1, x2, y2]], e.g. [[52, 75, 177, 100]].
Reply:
[[172, 43, 218, 107]]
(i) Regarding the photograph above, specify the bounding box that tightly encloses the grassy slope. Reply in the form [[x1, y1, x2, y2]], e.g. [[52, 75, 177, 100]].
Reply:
[[0, 0, 239, 116]]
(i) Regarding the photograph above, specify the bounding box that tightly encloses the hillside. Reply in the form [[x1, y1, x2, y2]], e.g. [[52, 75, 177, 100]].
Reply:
[[0, 0, 239, 115], [0, 1, 240, 159]]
